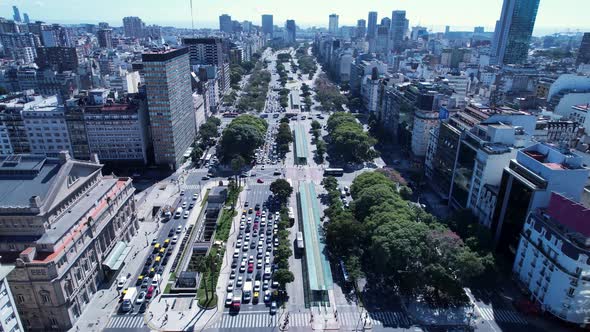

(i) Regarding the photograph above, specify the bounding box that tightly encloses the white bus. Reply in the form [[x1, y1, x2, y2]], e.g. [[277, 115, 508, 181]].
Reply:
[[121, 288, 137, 312]]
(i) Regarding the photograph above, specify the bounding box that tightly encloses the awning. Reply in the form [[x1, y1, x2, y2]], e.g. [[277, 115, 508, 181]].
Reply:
[[103, 241, 131, 271]]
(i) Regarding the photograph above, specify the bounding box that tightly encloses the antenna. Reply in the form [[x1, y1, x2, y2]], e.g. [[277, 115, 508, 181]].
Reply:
[[190, 0, 195, 36]]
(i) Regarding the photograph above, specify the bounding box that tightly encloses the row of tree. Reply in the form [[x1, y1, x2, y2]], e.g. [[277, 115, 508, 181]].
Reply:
[[218, 114, 268, 164], [323, 171, 494, 304], [269, 179, 295, 293], [314, 74, 347, 112], [295, 45, 317, 79], [325, 112, 379, 163], [236, 62, 272, 112], [276, 117, 293, 158]]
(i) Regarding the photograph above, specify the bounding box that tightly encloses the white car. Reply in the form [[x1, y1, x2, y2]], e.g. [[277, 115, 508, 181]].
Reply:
[[116, 277, 127, 289], [236, 276, 243, 287], [226, 292, 233, 306], [136, 291, 146, 304], [172, 236, 178, 244], [183, 211, 189, 219], [176, 225, 182, 233], [227, 282, 234, 292]]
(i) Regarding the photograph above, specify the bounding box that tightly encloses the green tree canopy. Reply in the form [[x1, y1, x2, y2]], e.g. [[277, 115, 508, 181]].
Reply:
[[270, 179, 293, 205]]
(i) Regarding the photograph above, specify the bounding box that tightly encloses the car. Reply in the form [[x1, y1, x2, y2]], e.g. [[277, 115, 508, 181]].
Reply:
[[233, 249, 240, 258], [180, 190, 185, 196], [181, 201, 187, 208], [136, 291, 146, 304], [193, 193, 198, 200], [257, 261, 263, 269], [168, 229, 174, 237], [248, 263, 254, 273], [176, 226, 182, 233], [117, 276, 127, 289], [240, 223, 245, 230], [244, 201, 249, 207], [138, 302, 147, 313], [240, 261, 246, 272], [261, 165, 265, 170], [236, 276, 243, 287], [274, 238, 279, 247], [183, 211, 189, 219], [172, 236, 178, 244], [142, 277, 150, 288], [231, 259, 238, 268], [226, 292, 233, 306], [201, 176, 210, 180], [266, 237, 272, 244], [227, 282, 234, 292], [162, 257, 169, 265], [151, 238, 157, 246], [146, 286, 156, 300], [270, 301, 278, 315], [248, 255, 254, 263], [250, 241, 256, 249], [272, 280, 279, 288], [264, 290, 271, 303], [267, 245, 272, 252], [263, 279, 269, 290]]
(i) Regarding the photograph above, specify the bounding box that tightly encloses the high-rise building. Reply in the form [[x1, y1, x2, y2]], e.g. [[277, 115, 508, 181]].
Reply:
[[491, 0, 540, 65], [182, 37, 230, 95], [367, 11, 378, 40], [0, 32, 39, 59], [285, 20, 296, 44], [142, 48, 196, 169], [390, 10, 407, 53], [97, 28, 113, 48], [0, 264, 23, 332], [122, 16, 144, 39], [329, 14, 339, 35], [576, 32, 590, 66], [35, 47, 80, 72], [262, 14, 273, 37], [356, 19, 367, 39], [474, 26, 485, 33], [12, 6, 21, 22], [23, 13, 30, 24], [219, 14, 232, 33], [0, 152, 137, 331]]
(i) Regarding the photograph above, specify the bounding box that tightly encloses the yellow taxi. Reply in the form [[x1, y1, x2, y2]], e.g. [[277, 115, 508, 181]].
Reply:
[[163, 239, 170, 247]]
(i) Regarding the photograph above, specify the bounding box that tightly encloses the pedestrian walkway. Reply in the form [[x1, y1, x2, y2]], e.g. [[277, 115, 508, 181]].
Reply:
[[211, 310, 410, 329], [104, 315, 146, 329], [477, 307, 528, 324]]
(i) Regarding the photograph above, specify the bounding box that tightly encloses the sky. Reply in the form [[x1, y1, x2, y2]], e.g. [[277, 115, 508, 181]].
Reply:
[[2, 0, 589, 36]]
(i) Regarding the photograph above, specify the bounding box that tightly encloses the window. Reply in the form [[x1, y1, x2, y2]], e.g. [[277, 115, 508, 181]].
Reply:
[[16, 295, 24, 303], [567, 287, 575, 297], [40, 291, 51, 304]]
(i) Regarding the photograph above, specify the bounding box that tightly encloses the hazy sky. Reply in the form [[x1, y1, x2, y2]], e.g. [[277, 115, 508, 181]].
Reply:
[[2, 0, 589, 35]]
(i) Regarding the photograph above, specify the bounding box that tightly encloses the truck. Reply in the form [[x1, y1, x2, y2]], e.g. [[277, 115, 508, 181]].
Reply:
[[121, 287, 137, 312], [231, 290, 242, 310], [243, 281, 253, 303], [296, 231, 304, 251]]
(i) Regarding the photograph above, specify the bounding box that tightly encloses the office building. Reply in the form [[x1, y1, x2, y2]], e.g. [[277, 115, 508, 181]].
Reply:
[[142, 48, 196, 169], [12, 6, 21, 22], [367, 11, 378, 40], [122, 16, 144, 39], [412, 110, 440, 158], [513, 193, 590, 326], [492, 143, 589, 255], [491, 0, 540, 65], [35, 47, 80, 72], [0, 33, 39, 59], [97, 29, 113, 49], [356, 19, 367, 39], [0, 264, 24, 332], [329, 14, 339, 35], [285, 20, 296, 44], [182, 37, 230, 95], [474, 26, 485, 34], [576, 32, 590, 66], [64, 90, 150, 164], [219, 14, 232, 33], [0, 152, 137, 331], [390, 10, 407, 53], [23, 13, 30, 24], [262, 14, 273, 37]]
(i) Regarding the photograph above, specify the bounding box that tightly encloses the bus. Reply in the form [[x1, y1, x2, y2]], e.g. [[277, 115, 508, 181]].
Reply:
[[296, 231, 304, 251], [223, 112, 239, 118], [324, 168, 344, 176]]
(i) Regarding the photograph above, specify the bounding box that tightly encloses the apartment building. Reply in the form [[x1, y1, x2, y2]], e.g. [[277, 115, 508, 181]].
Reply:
[[0, 264, 23, 332]]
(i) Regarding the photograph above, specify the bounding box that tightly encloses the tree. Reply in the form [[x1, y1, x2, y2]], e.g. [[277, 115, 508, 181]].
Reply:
[[194, 257, 209, 301], [311, 120, 321, 131], [219, 115, 267, 162], [270, 179, 293, 205], [273, 269, 294, 289], [399, 186, 413, 200], [275, 244, 293, 262], [314, 140, 326, 163], [231, 155, 245, 186], [199, 122, 219, 145], [322, 176, 338, 192]]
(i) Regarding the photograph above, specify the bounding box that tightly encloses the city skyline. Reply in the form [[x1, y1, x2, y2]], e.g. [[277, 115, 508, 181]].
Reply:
[[2, 0, 590, 36]]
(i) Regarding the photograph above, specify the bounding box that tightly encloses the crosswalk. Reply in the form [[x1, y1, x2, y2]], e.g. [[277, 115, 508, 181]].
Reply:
[[105, 315, 145, 329], [184, 184, 201, 190], [212, 311, 410, 329], [477, 307, 528, 324]]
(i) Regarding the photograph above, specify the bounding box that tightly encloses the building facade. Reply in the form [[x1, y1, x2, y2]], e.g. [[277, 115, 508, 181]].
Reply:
[[491, 0, 540, 65], [142, 48, 196, 169], [0, 264, 24, 332], [0, 152, 137, 331]]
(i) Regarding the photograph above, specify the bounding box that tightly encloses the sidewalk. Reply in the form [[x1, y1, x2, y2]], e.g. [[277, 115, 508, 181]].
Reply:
[[143, 182, 246, 331]]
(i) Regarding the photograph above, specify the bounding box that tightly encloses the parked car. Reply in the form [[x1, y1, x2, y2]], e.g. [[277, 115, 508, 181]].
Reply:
[[136, 291, 146, 304]]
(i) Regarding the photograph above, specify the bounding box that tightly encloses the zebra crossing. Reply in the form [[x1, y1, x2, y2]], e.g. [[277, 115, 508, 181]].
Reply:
[[183, 184, 201, 190], [212, 311, 410, 329], [105, 315, 145, 329], [477, 307, 528, 324]]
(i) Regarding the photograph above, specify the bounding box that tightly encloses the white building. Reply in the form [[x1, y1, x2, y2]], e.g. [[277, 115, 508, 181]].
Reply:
[[571, 104, 590, 133], [513, 192, 590, 326], [411, 110, 439, 157], [360, 75, 380, 113], [20, 96, 72, 156], [0, 264, 24, 332]]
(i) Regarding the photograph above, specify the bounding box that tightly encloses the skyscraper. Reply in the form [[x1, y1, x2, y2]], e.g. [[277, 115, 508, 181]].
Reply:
[[390, 10, 407, 53], [576, 32, 590, 66], [123, 16, 145, 39], [219, 14, 232, 33], [367, 11, 378, 40], [285, 20, 296, 44], [262, 14, 273, 37], [356, 19, 367, 39], [142, 48, 196, 169], [23, 13, 30, 24], [12, 6, 21, 22], [491, 0, 540, 65], [329, 14, 339, 35], [97, 29, 113, 48]]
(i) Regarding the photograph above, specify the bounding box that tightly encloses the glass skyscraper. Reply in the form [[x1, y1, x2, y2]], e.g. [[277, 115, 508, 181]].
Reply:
[[491, 0, 540, 65]]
